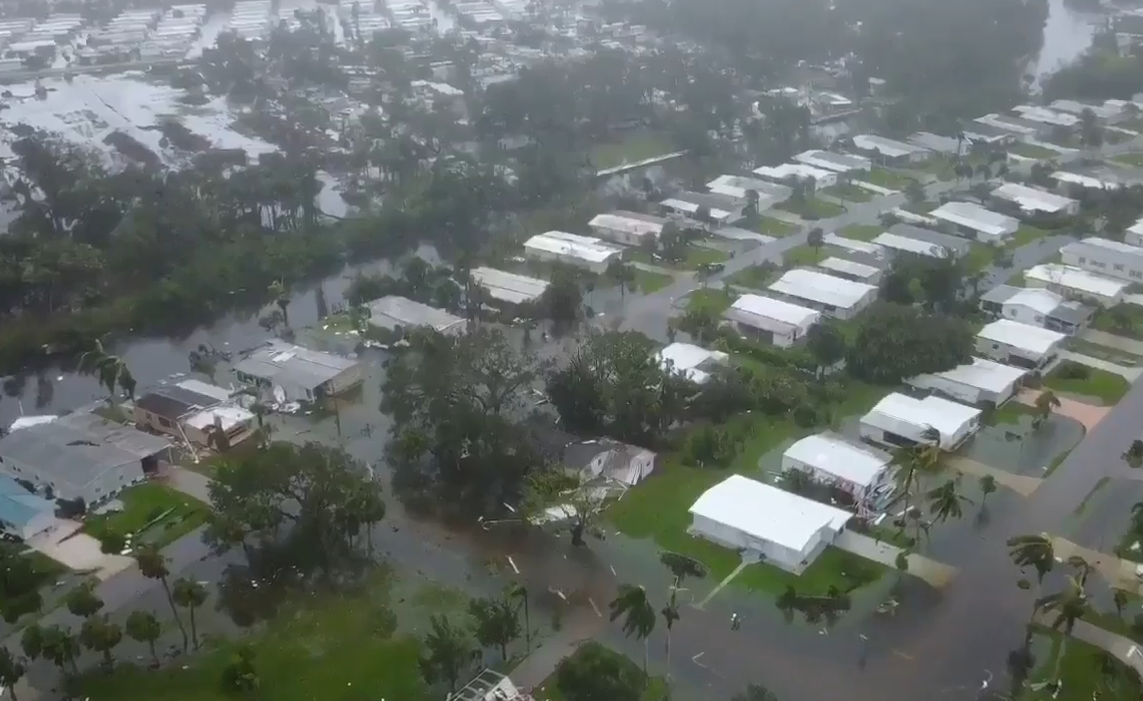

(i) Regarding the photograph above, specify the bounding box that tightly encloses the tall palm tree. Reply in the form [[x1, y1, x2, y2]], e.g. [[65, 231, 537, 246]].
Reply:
[[660, 578, 683, 681], [78, 339, 135, 404], [1034, 563, 1091, 683], [173, 578, 209, 650], [609, 583, 656, 678], [125, 610, 162, 665], [506, 584, 530, 653], [890, 426, 943, 538], [926, 479, 972, 524], [1007, 533, 1055, 585], [135, 545, 188, 652], [1034, 390, 1060, 429]]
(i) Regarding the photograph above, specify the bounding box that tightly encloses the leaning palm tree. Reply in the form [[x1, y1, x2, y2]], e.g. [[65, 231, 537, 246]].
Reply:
[[660, 579, 682, 682], [926, 479, 972, 524], [1007, 533, 1055, 585], [890, 426, 943, 537], [1034, 562, 1091, 684], [609, 583, 656, 678], [1034, 390, 1061, 429], [134, 545, 188, 652], [79, 339, 135, 404]]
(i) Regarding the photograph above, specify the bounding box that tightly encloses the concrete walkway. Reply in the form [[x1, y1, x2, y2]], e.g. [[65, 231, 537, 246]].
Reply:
[[695, 560, 750, 609], [1059, 350, 1142, 382], [833, 531, 958, 588], [164, 466, 212, 502], [1080, 329, 1143, 356], [1049, 537, 1143, 595], [1015, 389, 1109, 431], [945, 456, 1043, 496]]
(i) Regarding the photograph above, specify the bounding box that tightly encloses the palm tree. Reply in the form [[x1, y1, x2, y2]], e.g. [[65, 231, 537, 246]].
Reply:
[[1034, 390, 1060, 429], [173, 578, 209, 650], [39, 626, 79, 677], [1034, 562, 1091, 683], [889, 426, 942, 539], [659, 551, 707, 586], [660, 578, 683, 681], [506, 583, 530, 653], [78, 339, 135, 403], [268, 279, 291, 328], [125, 610, 162, 665], [926, 479, 972, 524], [1113, 589, 1129, 620], [135, 544, 189, 652], [79, 615, 123, 669], [609, 583, 656, 678], [1007, 533, 1055, 585], [0, 646, 26, 701], [978, 474, 997, 512]]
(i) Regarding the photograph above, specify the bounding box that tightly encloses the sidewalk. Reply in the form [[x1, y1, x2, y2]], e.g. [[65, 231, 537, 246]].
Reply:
[[1049, 537, 1143, 595], [1080, 329, 1143, 356], [1071, 620, 1143, 679], [833, 531, 958, 588], [946, 456, 1043, 497]]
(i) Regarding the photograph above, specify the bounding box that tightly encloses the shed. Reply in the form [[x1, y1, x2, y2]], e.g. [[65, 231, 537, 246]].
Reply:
[[688, 475, 852, 574], [860, 393, 982, 450], [908, 357, 1027, 406]]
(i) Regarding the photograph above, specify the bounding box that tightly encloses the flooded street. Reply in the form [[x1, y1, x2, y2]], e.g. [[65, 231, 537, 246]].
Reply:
[[1030, 0, 1099, 87]]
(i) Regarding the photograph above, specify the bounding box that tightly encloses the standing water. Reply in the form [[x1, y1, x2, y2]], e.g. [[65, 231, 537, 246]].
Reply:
[[1030, 0, 1100, 89]]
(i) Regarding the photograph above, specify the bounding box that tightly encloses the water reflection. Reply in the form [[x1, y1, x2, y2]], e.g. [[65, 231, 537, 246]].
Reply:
[[1031, 0, 1099, 87]]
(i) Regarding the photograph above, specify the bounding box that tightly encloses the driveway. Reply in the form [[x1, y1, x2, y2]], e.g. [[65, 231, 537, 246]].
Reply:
[[26, 519, 134, 580]]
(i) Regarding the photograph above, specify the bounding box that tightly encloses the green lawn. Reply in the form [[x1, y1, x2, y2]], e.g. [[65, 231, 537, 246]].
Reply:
[[964, 244, 997, 274], [0, 542, 69, 621], [821, 183, 872, 202], [1092, 304, 1143, 341], [1006, 225, 1050, 250], [1008, 142, 1058, 160], [535, 643, 669, 701], [1113, 152, 1143, 167], [83, 483, 210, 551], [838, 224, 884, 242], [777, 197, 846, 220], [987, 400, 1035, 426], [1083, 590, 1143, 642], [685, 287, 736, 315], [784, 245, 826, 268], [1025, 632, 1143, 701], [629, 245, 728, 271], [633, 269, 672, 293], [746, 214, 799, 237], [590, 131, 676, 171], [79, 571, 429, 701], [726, 263, 781, 290], [864, 168, 916, 189], [1043, 361, 1129, 406]]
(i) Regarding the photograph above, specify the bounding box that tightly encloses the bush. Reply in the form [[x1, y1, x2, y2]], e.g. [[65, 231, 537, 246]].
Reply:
[[1057, 361, 1090, 381], [98, 531, 126, 554]]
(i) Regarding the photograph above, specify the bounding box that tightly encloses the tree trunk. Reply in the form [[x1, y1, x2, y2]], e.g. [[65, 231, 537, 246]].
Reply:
[[162, 579, 189, 652], [103, 648, 113, 669], [190, 606, 200, 650], [665, 626, 672, 682], [523, 598, 531, 653], [500, 642, 507, 662], [642, 637, 649, 684], [149, 640, 159, 665], [8, 679, 18, 701]]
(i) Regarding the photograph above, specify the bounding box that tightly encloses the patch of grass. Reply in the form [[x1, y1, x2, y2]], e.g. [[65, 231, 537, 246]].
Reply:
[[79, 570, 430, 701], [838, 224, 884, 241], [1083, 591, 1143, 642], [783, 245, 826, 268], [1026, 631, 1143, 701], [726, 263, 781, 290], [0, 542, 69, 621], [1113, 152, 1143, 167], [1043, 361, 1129, 405], [822, 183, 872, 202], [83, 483, 210, 550], [92, 404, 132, 425], [1006, 225, 1049, 250], [629, 245, 728, 271], [864, 168, 915, 189], [746, 214, 799, 237], [777, 197, 845, 220], [1092, 304, 1143, 341], [685, 288, 736, 315], [1008, 142, 1058, 160], [536, 643, 669, 701], [590, 131, 675, 171], [633, 269, 672, 293], [736, 545, 886, 595], [987, 400, 1035, 426]]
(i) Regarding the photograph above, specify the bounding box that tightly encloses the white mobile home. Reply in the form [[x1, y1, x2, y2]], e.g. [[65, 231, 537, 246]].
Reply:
[[816, 257, 883, 285], [688, 475, 852, 575], [767, 269, 878, 320], [781, 433, 893, 507], [233, 341, 364, 402], [523, 231, 622, 273], [657, 343, 729, 384], [850, 135, 932, 164], [979, 285, 1092, 335], [991, 183, 1079, 218], [823, 233, 888, 261], [470, 267, 549, 305], [793, 150, 872, 174], [658, 192, 745, 227], [860, 393, 982, 450], [723, 294, 821, 347], [1024, 263, 1128, 308], [588, 211, 670, 247], [975, 319, 1065, 370], [907, 357, 1026, 406], [1127, 218, 1143, 248], [366, 296, 466, 336], [705, 175, 792, 208], [752, 162, 838, 189], [1060, 237, 1143, 284], [929, 201, 1019, 244]]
